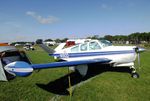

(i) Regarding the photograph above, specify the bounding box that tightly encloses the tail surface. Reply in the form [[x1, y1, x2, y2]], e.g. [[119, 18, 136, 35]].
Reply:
[[39, 44, 55, 54], [54, 43, 66, 52]]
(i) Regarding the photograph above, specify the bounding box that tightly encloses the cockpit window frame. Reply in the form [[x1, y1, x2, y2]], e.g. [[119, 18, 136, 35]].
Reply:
[[80, 43, 88, 51], [70, 40, 112, 52], [70, 45, 79, 52], [99, 40, 112, 48], [89, 41, 101, 51]]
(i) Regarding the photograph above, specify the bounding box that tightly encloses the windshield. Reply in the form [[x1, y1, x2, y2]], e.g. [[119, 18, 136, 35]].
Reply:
[[99, 40, 112, 48]]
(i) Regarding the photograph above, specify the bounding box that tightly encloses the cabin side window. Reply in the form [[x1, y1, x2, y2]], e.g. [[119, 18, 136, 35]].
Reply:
[[80, 43, 88, 51], [71, 45, 79, 52], [89, 41, 101, 50], [99, 40, 112, 48]]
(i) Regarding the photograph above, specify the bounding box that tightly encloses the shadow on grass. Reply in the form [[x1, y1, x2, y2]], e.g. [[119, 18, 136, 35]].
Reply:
[[36, 64, 131, 95]]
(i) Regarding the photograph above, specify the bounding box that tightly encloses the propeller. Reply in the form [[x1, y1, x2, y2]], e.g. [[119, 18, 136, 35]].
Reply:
[[135, 47, 145, 69], [135, 47, 140, 69], [137, 50, 141, 69]]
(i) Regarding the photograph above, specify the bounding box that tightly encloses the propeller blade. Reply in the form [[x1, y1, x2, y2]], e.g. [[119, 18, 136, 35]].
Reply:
[[135, 46, 144, 70], [137, 52, 140, 69]]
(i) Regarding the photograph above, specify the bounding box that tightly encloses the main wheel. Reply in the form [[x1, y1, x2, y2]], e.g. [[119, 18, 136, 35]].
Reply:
[[131, 73, 139, 78]]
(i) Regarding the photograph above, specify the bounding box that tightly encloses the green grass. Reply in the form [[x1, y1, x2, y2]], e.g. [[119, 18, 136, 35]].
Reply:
[[0, 46, 150, 101]]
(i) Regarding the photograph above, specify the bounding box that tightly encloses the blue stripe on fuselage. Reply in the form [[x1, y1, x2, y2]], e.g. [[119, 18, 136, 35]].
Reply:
[[49, 50, 135, 58]]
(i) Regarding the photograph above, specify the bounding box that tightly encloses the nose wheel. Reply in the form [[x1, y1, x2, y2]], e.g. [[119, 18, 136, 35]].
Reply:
[[130, 66, 139, 78], [131, 72, 139, 78]]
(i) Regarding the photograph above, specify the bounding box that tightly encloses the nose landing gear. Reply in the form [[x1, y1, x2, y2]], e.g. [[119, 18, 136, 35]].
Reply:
[[130, 66, 139, 78]]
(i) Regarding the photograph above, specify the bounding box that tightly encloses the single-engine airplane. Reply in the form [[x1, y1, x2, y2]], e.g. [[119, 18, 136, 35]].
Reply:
[[4, 40, 145, 78]]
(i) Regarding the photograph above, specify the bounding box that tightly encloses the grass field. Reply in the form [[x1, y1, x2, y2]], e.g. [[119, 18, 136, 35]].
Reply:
[[0, 46, 150, 101]]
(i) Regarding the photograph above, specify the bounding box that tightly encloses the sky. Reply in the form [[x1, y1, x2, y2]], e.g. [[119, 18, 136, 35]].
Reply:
[[0, 0, 150, 42]]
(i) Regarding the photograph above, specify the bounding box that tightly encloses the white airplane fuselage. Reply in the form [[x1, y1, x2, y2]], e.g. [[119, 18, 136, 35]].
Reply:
[[52, 40, 137, 67]]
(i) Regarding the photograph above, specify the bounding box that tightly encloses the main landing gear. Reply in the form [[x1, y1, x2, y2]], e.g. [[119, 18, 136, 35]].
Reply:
[[130, 66, 139, 78]]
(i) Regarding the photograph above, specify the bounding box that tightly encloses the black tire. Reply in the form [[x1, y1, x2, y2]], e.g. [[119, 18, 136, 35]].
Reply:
[[131, 73, 139, 78]]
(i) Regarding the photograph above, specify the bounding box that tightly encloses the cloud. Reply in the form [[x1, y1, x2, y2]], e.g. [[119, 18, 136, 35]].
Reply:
[[26, 11, 59, 24]]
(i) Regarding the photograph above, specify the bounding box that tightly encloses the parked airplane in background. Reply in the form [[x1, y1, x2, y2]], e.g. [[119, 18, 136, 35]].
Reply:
[[4, 40, 145, 79]]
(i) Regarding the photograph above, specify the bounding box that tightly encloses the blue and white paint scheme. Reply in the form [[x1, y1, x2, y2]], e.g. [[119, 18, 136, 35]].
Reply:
[[49, 40, 145, 78], [51, 40, 138, 65], [4, 61, 33, 77], [3, 39, 145, 78]]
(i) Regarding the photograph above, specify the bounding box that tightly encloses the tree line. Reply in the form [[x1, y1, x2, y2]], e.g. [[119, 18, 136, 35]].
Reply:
[[88, 32, 150, 44], [36, 32, 150, 44], [10, 32, 150, 46]]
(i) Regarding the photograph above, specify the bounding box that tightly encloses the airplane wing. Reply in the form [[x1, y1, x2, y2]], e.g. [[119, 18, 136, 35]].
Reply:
[[4, 58, 111, 77]]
